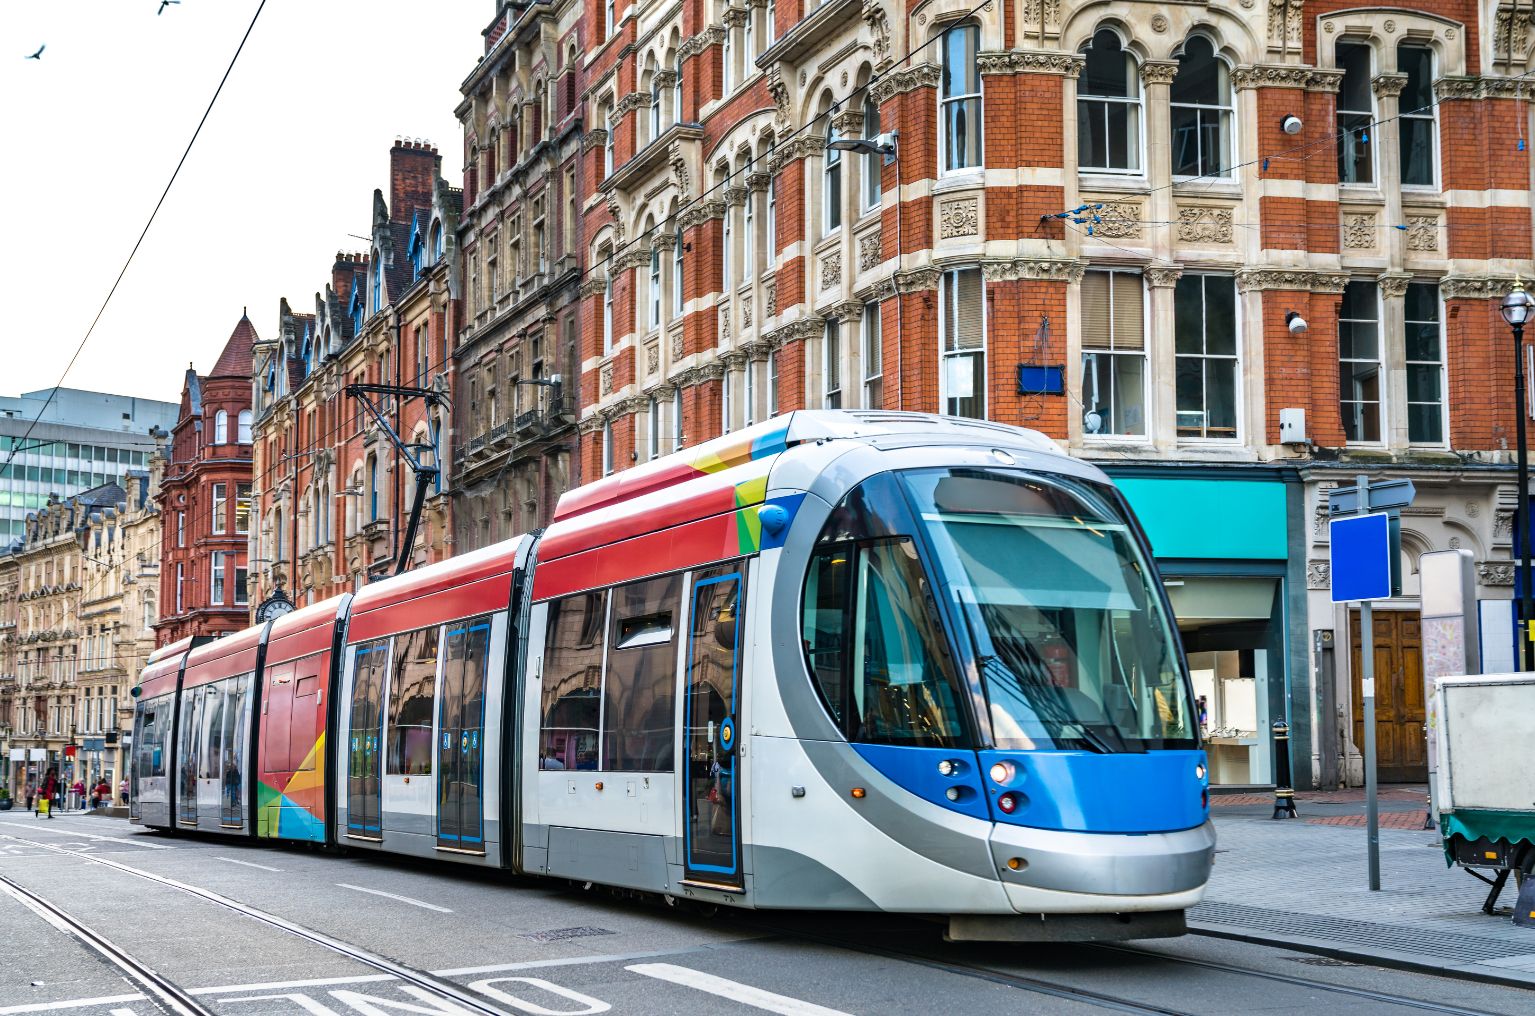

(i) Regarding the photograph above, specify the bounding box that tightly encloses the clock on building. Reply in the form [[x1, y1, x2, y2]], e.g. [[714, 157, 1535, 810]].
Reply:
[[254, 591, 295, 623]]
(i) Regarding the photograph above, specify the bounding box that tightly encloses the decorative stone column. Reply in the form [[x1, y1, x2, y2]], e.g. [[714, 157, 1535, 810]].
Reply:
[[1145, 264, 1184, 452], [1141, 61, 1181, 265], [1372, 72, 1408, 265]]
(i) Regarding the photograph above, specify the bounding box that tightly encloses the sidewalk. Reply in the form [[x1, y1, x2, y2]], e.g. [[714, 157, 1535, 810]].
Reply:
[[1194, 786, 1535, 986]]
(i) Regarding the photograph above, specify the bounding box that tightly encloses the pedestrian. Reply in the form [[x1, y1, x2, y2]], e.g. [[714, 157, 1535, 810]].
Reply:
[[39, 769, 58, 819], [24, 787, 34, 812], [71, 778, 84, 811], [119, 778, 128, 806], [95, 779, 110, 809]]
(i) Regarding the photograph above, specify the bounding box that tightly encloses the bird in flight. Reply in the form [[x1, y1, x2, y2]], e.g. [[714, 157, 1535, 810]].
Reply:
[[24, 45, 44, 60], [159, 0, 180, 13]]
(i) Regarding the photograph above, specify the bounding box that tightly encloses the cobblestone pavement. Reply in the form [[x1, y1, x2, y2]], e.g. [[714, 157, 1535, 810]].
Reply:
[[1196, 790, 1535, 985]]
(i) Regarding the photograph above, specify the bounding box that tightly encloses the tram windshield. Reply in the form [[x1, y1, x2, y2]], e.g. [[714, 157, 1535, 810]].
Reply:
[[901, 468, 1195, 752]]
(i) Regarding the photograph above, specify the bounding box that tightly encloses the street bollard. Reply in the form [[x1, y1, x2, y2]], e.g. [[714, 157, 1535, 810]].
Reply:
[[1271, 720, 1298, 819]]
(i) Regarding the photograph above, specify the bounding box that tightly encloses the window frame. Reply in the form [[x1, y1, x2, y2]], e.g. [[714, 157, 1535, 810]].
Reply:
[[862, 301, 883, 409], [823, 319, 843, 409], [1172, 272, 1242, 442], [1077, 29, 1145, 175], [862, 96, 883, 212], [938, 267, 987, 420], [1398, 43, 1438, 189], [211, 551, 226, 605], [1405, 281, 1448, 447], [1169, 35, 1234, 180], [672, 231, 685, 318], [1080, 268, 1151, 440], [823, 120, 843, 235], [938, 21, 984, 175], [602, 272, 615, 355], [214, 410, 229, 445], [1338, 280, 1385, 446], [1335, 41, 1376, 186], [212, 482, 228, 534]]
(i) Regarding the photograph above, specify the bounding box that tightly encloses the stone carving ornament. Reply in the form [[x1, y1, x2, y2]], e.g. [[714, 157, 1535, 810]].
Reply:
[[821, 251, 843, 290], [858, 231, 883, 271], [939, 198, 979, 239], [1176, 206, 1233, 244], [1307, 561, 1331, 589], [1342, 212, 1376, 250], [646, 344, 659, 375], [1405, 216, 1439, 252], [1095, 202, 1142, 240]]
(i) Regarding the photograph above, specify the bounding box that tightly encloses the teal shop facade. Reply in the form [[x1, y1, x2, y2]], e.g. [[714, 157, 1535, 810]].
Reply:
[[1107, 466, 1309, 790]]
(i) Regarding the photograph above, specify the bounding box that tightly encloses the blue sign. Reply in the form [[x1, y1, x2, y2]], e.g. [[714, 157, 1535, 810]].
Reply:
[[1330, 512, 1392, 603]]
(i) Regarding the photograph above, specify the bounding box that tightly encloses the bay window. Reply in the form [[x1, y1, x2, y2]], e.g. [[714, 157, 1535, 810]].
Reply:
[[939, 23, 982, 172]]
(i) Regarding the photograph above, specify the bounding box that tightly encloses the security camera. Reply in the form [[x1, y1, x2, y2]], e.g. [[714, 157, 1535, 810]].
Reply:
[[1286, 311, 1308, 335], [1280, 115, 1303, 135]]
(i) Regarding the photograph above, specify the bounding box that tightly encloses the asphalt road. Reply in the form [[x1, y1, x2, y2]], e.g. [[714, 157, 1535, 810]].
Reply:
[[0, 812, 1528, 1015]]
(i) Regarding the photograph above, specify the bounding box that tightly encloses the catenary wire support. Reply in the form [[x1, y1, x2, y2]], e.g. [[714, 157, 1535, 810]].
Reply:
[[345, 383, 444, 577]]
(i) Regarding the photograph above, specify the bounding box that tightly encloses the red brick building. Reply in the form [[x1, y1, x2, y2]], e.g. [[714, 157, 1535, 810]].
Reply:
[[153, 315, 255, 645], [568, 0, 1533, 789], [248, 142, 460, 609]]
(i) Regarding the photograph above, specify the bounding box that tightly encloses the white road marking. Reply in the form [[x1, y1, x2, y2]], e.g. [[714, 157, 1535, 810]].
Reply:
[[192, 975, 394, 996], [626, 963, 854, 1016], [0, 821, 173, 849], [335, 882, 452, 913], [0, 995, 144, 1015], [214, 856, 283, 872], [109, 1010, 139, 1016]]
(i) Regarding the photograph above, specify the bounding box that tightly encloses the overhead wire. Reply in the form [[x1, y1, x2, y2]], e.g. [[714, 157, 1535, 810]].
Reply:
[[0, 0, 270, 485]]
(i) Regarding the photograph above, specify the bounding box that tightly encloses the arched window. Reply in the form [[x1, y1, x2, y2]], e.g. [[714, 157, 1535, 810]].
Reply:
[[939, 23, 982, 172], [1078, 30, 1142, 173], [862, 95, 882, 211], [765, 166, 776, 273], [824, 118, 842, 234], [744, 169, 755, 279], [602, 105, 615, 177], [237, 409, 252, 444], [1398, 44, 1436, 186], [431, 222, 444, 262], [214, 410, 228, 444], [371, 251, 383, 312], [1170, 36, 1232, 178]]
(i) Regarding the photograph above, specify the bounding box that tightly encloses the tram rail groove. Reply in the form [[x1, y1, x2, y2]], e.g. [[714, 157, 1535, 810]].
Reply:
[[1097, 942, 1514, 1016], [0, 831, 516, 1016], [0, 869, 214, 1016]]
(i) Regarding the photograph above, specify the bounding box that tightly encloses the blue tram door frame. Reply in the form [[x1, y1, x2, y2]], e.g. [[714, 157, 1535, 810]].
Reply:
[[683, 570, 745, 887], [438, 621, 490, 849], [347, 644, 387, 836]]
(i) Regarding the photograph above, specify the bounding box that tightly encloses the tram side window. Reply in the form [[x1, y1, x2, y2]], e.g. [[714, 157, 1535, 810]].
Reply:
[[540, 591, 606, 770], [801, 480, 969, 747], [135, 698, 168, 778], [199, 684, 226, 780], [603, 574, 682, 771], [388, 625, 440, 775]]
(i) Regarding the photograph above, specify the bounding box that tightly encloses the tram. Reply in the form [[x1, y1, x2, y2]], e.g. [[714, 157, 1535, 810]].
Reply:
[[131, 411, 1215, 941]]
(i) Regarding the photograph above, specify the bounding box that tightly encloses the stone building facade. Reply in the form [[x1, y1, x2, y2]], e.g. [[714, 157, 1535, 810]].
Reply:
[[249, 142, 460, 609], [571, 0, 1535, 788], [452, 2, 586, 551], [155, 316, 255, 646], [0, 483, 124, 801]]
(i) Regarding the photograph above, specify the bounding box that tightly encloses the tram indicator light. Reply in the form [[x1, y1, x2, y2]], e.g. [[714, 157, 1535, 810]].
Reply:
[[997, 792, 1020, 814], [850, 787, 866, 799]]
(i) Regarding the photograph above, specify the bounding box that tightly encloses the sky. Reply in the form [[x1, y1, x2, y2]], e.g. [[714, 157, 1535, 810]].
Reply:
[[0, 0, 490, 406]]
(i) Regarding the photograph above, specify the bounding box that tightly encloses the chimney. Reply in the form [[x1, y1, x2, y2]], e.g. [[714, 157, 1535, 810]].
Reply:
[[390, 138, 441, 224]]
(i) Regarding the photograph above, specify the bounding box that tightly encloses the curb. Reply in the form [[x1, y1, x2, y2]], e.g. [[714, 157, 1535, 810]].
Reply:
[[1190, 921, 1535, 991]]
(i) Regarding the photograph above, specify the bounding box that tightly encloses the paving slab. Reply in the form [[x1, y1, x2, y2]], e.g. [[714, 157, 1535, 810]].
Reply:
[[1196, 791, 1535, 988]]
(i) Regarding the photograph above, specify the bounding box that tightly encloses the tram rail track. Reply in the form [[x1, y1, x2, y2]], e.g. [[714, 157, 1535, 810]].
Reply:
[[0, 868, 213, 1016], [0, 829, 516, 1016], [1096, 943, 1514, 1016]]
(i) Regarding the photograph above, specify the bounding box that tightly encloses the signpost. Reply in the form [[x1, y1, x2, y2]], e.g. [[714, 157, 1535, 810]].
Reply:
[[1329, 474, 1415, 891]]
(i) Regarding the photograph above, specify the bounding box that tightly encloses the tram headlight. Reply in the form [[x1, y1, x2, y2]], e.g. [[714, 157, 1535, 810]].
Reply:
[[945, 787, 961, 802], [1195, 763, 1207, 781], [937, 759, 958, 776], [989, 761, 1015, 785]]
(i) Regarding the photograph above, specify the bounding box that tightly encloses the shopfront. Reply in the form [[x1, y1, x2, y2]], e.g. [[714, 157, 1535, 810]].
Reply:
[[1109, 469, 1308, 789]]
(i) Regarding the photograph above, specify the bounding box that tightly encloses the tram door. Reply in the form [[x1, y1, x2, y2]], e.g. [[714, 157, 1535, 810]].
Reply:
[[438, 618, 490, 851], [682, 565, 745, 888], [177, 685, 202, 825], [348, 642, 389, 838]]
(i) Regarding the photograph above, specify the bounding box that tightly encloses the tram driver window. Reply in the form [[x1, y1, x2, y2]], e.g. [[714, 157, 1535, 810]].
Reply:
[[801, 474, 969, 747], [388, 625, 440, 775], [540, 591, 606, 770]]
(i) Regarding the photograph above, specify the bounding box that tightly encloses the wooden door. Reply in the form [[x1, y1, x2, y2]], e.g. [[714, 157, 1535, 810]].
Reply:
[[1348, 610, 1426, 782]]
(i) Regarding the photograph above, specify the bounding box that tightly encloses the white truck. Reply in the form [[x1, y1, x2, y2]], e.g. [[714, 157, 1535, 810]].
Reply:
[[1435, 672, 1535, 919]]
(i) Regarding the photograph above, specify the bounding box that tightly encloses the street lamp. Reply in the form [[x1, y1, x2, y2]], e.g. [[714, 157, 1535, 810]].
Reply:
[[1501, 278, 1535, 670]]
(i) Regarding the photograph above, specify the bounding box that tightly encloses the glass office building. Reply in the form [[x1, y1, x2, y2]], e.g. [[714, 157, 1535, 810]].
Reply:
[[0, 389, 178, 543]]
